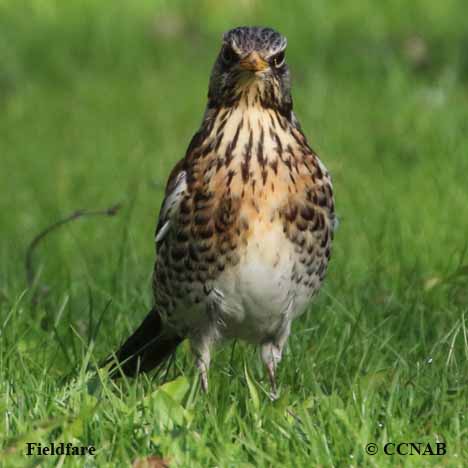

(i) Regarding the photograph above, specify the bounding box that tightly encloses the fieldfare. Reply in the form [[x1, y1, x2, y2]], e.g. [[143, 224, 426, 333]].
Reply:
[[105, 26, 335, 395]]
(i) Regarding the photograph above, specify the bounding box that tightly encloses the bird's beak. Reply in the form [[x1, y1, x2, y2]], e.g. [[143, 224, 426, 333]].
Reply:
[[239, 51, 269, 72]]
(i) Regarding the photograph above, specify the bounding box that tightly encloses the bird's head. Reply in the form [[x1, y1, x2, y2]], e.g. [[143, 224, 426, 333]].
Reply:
[[208, 26, 292, 117]]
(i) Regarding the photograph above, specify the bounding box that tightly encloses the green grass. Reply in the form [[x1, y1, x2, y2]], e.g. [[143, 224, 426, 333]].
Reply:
[[1, 0, 467, 466]]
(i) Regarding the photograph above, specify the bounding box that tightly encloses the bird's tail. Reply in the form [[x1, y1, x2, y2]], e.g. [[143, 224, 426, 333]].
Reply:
[[102, 308, 182, 378]]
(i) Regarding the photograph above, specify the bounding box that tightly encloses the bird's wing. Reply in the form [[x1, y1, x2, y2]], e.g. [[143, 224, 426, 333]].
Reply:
[[155, 163, 187, 247]]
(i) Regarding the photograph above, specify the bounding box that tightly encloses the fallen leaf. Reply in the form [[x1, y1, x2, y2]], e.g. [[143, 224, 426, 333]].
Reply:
[[133, 456, 170, 468]]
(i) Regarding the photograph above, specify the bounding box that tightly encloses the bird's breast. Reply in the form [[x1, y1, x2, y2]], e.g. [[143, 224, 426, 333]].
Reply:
[[155, 103, 334, 343]]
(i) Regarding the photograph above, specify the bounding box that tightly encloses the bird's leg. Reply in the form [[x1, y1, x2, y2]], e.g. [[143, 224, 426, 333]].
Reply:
[[261, 319, 291, 400], [191, 328, 216, 393], [196, 357, 210, 393], [261, 342, 282, 400], [266, 355, 278, 398]]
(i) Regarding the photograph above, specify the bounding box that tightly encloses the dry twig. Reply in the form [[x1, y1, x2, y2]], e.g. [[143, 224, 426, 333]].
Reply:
[[25, 203, 122, 304]]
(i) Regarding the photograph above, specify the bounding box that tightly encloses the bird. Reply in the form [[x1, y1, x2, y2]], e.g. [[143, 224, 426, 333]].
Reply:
[[104, 26, 335, 396]]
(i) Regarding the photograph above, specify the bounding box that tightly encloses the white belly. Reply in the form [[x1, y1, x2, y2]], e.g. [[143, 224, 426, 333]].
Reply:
[[212, 222, 307, 343]]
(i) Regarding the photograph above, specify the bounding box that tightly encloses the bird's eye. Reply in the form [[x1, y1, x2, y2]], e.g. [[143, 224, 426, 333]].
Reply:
[[272, 51, 286, 68], [221, 45, 238, 65]]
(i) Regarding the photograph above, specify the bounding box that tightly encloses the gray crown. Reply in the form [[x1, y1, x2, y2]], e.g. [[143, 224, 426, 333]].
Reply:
[[223, 26, 287, 57]]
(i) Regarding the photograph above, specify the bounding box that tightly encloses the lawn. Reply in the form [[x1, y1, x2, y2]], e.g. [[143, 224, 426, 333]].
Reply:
[[1, 0, 467, 466]]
